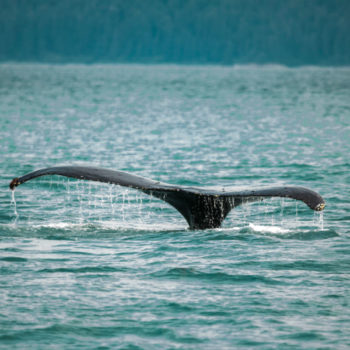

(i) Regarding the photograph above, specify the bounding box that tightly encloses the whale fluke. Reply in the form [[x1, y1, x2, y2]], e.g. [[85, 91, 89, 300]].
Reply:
[[9, 166, 325, 230]]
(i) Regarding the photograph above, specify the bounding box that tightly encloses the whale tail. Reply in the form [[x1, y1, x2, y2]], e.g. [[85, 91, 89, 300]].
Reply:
[[9, 166, 325, 229], [143, 189, 237, 230]]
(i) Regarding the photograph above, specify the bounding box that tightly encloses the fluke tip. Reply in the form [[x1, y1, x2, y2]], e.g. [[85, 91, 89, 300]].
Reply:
[[315, 202, 326, 211], [9, 178, 20, 190]]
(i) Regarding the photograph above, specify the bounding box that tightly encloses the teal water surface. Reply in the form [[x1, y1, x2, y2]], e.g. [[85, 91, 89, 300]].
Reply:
[[1, 64, 350, 349]]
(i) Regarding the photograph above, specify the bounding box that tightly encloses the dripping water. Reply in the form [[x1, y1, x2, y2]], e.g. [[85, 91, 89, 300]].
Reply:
[[121, 190, 125, 221], [11, 190, 19, 225], [318, 211, 324, 231], [280, 198, 285, 225], [11, 190, 18, 216]]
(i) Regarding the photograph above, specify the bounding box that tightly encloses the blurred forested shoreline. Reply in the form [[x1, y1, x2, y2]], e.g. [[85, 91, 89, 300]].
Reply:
[[1, 0, 349, 66]]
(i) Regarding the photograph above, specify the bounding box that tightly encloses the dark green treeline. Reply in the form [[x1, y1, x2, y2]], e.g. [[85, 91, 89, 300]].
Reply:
[[1, 0, 349, 65]]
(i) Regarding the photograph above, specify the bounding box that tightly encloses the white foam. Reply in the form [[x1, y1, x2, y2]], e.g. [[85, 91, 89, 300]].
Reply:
[[249, 223, 290, 234], [99, 220, 186, 232], [213, 226, 241, 232], [34, 222, 82, 229], [31, 220, 186, 232]]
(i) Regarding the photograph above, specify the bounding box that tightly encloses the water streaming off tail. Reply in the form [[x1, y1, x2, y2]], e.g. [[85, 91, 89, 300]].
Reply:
[[11, 177, 186, 229], [224, 197, 325, 233], [9, 176, 326, 233], [10, 190, 18, 217], [318, 211, 324, 230], [10, 190, 19, 226]]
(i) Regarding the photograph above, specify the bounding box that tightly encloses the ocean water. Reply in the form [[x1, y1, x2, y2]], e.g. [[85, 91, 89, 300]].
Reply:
[[0, 64, 349, 349]]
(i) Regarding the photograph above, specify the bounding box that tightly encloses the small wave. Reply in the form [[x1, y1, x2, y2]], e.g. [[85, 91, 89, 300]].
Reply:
[[0, 256, 27, 262], [0, 219, 338, 241], [38, 266, 123, 274], [96, 220, 186, 232], [30, 220, 187, 233], [281, 331, 326, 341], [151, 267, 283, 285], [232, 63, 288, 70], [281, 229, 339, 240], [0, 220, 187, 240], [0, 322, 203, 344], [205, 233, 247, 241], [268, 260, 342, 273], [248, 223, 338, 240], [198, 226, 245, 241], [1, 247, 21, 252], [34, 222, 81, 230]]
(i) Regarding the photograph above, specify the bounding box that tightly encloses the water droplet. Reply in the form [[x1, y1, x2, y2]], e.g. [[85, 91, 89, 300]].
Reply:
[[318, 211, 324, 231], [11, 190, 19, 225]]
